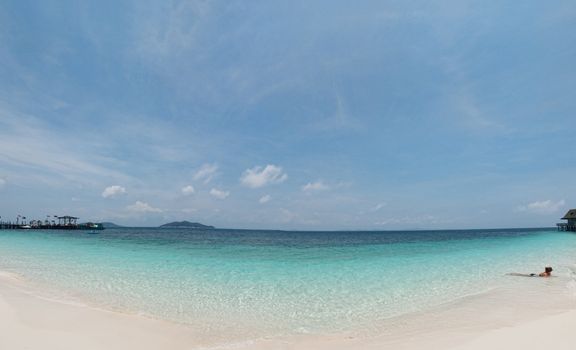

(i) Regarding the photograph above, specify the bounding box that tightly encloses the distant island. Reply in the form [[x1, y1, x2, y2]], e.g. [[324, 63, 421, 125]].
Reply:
[[159, 221, 215, 229], [101, 222, 124, 228]]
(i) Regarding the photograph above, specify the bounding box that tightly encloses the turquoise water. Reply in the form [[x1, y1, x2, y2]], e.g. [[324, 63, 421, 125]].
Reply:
[[1, 228, 575, 344]]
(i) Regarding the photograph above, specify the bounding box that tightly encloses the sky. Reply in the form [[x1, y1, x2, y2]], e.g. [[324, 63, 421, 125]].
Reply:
[[0, 0, 575, 230]]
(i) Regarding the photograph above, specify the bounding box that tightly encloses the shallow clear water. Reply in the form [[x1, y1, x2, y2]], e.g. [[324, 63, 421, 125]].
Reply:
[[1, 228, 575, 344]]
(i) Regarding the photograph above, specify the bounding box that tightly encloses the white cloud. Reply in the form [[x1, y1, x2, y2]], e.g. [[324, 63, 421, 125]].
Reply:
[[240, 165, 287, 188], [302, 180, 329, 192], [126, 201, 163, 213], [259, 194, 271, 204], [193, 163, 218, 184], [516, 199, 565, 214], [370, 202, 387, 212], [102, 185, 127, 198], [210, 188, 230, 199], [181, 185, 195, 195]]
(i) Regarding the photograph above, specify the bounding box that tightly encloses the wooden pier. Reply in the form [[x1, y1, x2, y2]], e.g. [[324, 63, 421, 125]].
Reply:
[[0, 223, 21, 229], [556, 223, 576, 232], [0, 215, 104, 230]]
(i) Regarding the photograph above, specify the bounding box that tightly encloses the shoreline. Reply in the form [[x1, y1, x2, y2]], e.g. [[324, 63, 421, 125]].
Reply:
[[1, 270, 575, 349]]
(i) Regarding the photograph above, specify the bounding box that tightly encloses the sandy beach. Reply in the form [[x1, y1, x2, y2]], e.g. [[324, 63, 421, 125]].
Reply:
[[1, 270, 575, 350], [449, 310, 576, 350], [0, 272, 199, 350]]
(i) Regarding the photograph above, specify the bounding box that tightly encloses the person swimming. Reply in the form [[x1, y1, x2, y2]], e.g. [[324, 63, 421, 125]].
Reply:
[[508, 266, 553, 278], [530, 266, 553, 277]]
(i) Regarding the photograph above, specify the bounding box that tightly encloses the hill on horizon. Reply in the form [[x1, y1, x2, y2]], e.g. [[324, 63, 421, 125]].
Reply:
[[101, 222, 124, 228], [159, 221, 215, 229]]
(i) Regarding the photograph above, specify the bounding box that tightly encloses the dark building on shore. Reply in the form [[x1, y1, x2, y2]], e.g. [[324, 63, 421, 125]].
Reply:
[[557, 209, 576, 232]]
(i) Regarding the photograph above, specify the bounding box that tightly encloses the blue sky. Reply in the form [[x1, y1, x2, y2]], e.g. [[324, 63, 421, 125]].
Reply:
[[0, 0, 574, 229]]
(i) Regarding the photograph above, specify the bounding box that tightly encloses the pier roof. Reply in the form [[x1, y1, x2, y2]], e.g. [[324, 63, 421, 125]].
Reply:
[[561, 209, 576, 220]]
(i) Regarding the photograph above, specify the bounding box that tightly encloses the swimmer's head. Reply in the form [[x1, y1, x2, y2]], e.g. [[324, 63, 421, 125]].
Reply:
[[545, 267, 553, 273]]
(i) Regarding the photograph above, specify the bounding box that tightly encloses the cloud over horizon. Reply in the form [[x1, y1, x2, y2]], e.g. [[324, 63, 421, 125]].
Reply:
[[193, 163, 218, 184], [210, 188, 230, 199], [302, 181, 329, 192], [102, 186, 127, 198], [127, 201, 163, 213], [259, 194, 271, 204], [240, 165, 288, 188], [181, 185, 195, 195]]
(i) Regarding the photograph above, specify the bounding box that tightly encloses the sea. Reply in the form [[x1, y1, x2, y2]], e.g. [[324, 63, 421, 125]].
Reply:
[[1, 228, 575, 347]]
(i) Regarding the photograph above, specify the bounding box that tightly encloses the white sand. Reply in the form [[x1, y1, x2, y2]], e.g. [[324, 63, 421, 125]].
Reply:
[[449, 310, 576, 350], [1, 271, 575, 350], [0, 272, 199, 350]]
